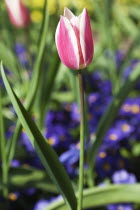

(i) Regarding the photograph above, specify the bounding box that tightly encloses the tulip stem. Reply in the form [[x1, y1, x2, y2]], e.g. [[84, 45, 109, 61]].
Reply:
[[77, 70, 85, 210]]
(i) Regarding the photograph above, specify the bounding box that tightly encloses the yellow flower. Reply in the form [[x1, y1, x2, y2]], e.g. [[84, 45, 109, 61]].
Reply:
[[31, 11, 43, 23], [23, 0, 93, 22], [48, 0, 57, 15], [23, 0, 45, 8]]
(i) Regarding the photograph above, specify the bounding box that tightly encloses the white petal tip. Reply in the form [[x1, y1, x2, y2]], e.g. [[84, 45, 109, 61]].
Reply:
[[64, 7, 75, 20]]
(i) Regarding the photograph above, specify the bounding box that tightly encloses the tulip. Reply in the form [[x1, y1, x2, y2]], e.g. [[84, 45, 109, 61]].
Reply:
[[5, 0, 30, 28], [55, 7, 94, 70]]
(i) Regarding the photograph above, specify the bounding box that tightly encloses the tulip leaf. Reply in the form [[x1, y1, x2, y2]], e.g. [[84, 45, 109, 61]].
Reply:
[[46, 184, 140, 210], [39, 50, 60, 123], [0, 63, 77, 210], [0, 42, 19, 76], [0, 88, 9, 197], [0, 89, 5, 162], [0, 167, 58, 193]]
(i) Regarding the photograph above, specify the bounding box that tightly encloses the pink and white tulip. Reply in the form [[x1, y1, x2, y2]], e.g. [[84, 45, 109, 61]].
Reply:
[[55, 7, 94, 70], [5, 0, 30, 28]]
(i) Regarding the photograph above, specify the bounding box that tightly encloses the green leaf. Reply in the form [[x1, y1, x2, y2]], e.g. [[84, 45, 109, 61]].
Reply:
[[0, 63, 77, 210], [0, 88, 9, 197], [39, 50, 60, 125], [46, 184, 140, 210], [0, 42, 19, 76], [0, 167, 58, 193], [0, 89, 5, 163], [52, 92, 74, 103], [132, 142, 140, 157]]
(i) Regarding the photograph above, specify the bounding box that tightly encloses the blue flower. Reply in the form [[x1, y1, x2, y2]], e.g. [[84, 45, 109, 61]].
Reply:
[[59, 143, 80, 177], [120, 99, 133, 117], [20, 129, 35, 153], [88, 92, 111, 130], [104, 120, 135, 148], [96, 146, 128, 178], [45, 125, 72, 150], [107, 170, 136, 210], [22, 188, 36, 196], [120, 98, 140, 117], [11, 159, 20, 167], [108, 204, 133, 210], [33, 199, 49, 210], [115, 50, 125, 69], [104, 127, 124, 148], [115, 121, 134, 137], [112, 170, 136, 184], [5, 124, 15, 139], [45, 110, 71, 127], [69, 103, 80, 123], [33, 196, 63, 210]]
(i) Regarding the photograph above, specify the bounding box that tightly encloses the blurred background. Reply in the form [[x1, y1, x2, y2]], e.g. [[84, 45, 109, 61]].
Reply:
[[0, 0, 140, 209]]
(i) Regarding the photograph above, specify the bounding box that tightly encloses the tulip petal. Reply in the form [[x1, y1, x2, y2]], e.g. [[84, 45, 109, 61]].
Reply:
[[5, 0, 22, 26], [70, 17, 84, 67], [64, 7, 75, 20], [5, 0, 30, 27], [80, 8, 94, 66], [55, 16, 79, 70], [70, 16, 80, 30]]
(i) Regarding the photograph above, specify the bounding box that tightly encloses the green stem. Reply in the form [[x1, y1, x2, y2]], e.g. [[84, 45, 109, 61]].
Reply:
[[0, 89, 8, 197], [77, 70, 85, 210]]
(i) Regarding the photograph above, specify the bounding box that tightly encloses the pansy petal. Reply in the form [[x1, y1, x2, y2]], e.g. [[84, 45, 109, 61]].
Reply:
[[80, 8, 94, 66], [55, 16, 79, 70]]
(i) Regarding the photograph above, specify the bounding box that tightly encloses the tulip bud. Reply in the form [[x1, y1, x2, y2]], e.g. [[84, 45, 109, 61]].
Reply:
[[55, 7, 94, 70], [5, 0, 30, 28]]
